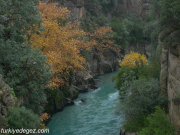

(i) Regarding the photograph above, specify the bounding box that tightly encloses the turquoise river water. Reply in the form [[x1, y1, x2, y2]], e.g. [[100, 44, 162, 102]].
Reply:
[[46, 71, 125, 135]]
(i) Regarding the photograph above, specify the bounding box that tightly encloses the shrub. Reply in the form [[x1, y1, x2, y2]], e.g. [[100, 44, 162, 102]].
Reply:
[[123, 115, 148, 132], [120, 51, 148, 67], [6, 107, 41, 130], [123, 78, 160, 120], [114, 54, 161, 92], [139, 106, 175, 135]]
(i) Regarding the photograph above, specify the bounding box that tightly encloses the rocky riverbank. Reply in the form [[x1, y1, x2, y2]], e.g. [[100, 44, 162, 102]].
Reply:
[[0, 74, 15, 129], [120, 127, 138, 135]]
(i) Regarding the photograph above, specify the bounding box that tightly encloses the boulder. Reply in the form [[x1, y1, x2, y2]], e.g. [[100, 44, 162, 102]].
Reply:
[[0, 74, 15, 129], [0, 74, 15, 115], [120, 127, 138, 135], [0, 114, 8, 129], [74, 70, 97, 93]]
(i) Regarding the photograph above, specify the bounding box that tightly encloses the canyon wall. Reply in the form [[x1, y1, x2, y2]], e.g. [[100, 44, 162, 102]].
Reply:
[[160, 43, 180, 134], [120, 0, 151, 17]]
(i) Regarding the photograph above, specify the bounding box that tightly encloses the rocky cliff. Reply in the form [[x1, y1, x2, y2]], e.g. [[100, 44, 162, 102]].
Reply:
[[86, 49, 122, 77], [52, 0, 151, 22], [46, 70, 98, 115], [119, 0, 151, 17], [0, 74, 15, 129], [51, 0, 86, 23], [160, 43, 180, 134], [120, 127, 138, 135]]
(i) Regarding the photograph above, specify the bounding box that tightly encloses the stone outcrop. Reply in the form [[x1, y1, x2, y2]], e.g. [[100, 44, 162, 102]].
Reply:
[[125, 41, 151, 58], [0, 74, 15, 129], [86, 49, 123, 77], [53, 0, 151, 24], [49, 70, 98, 114], [120, 127, 138, 135], [74, 70, 98, 92], [65, 0, 86, 22], [117, 0, 151, 17], [86, 42, 151, 77], [160, 43, 180, 134], [53, 0, 86, 23]]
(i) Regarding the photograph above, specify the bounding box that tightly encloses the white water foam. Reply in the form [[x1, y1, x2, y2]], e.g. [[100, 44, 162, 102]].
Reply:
[[108, 91, 119, 101], [74, 100, 82, 105], [91, 87, 101, 93]]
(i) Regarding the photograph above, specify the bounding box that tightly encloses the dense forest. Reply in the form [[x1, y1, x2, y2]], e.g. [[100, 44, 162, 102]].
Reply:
[[0, 0, 180, 134]]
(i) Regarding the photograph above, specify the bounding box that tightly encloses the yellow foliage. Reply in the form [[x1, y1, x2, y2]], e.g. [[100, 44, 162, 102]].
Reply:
[[29, 1, 86, 89], [29, 1, 120, 89], [88, 27, 120, 52], [40, 113, 50, 129], [41, 113, 50, 121], [120, 51, 148, 67]]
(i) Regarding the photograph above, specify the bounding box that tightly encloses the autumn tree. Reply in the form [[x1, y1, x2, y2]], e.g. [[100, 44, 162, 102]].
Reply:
[[114, 52, 160, 92], [30, 1, 120, 90], [88, 26, 120, 52], [30, 1, 88, 89], [120, 51, 148, 67]]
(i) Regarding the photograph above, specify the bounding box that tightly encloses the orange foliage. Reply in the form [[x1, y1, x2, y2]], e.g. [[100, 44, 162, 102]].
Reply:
[[88, 27, 120, 52], [41, 113, 50, 121], [29, 1, 120, 89], [120, 51, 148, 67], [30, 1, 87, 88]]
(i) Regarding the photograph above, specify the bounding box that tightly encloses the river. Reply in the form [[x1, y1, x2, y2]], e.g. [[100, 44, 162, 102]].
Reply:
[[46, 71, 125, 135]]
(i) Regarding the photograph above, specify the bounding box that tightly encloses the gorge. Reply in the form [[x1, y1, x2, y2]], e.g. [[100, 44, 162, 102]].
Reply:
[[0, 0, 180, 134], [46, 72, 125, 135]]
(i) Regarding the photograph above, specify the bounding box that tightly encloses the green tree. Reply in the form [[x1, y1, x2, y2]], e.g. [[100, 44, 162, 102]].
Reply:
[[110, 15, 145, 49], [0, 0, 52, 114], [0, 0, 42, 41], [146, 0, 180, 48], [139, 107, 175, 135], [123, 78, 160, 120], [110, 17, 129, 48], [6, 107, 41, 131]]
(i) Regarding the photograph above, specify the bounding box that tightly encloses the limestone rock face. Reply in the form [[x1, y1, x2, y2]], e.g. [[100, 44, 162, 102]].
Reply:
[[64, 0, 86, 24], [0, 74, 15, 115], [120, 127, 138, 135], [160, 43, 180, 134], [54, 0, 151, 24], [120, 0, 151, 17], [53, 0, 86, 23], [125, 42, 151, 58], [74, 70, 97, 92], [86, 49, 122, 77], [160, 48, 169, 97], [54, 70, 97, 111], [0, 114, 8, 129], [0, 74, 15, 128], [167, 52, 180, 134]]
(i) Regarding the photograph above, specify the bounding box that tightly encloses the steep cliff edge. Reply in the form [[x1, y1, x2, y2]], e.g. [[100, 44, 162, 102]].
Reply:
[[86, 49, 122, 77], [120, 0, 151, 17], [0, 74, 15, 129], [51, 0, 151, 22], [46, 70, 98, 115], [160, 43, 180, 134]]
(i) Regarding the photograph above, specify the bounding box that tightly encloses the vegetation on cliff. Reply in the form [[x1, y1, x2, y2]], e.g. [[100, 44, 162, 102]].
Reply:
[[114, 0, 180, 133], [0, 0, 120, 130], [114, 51, 175, 134], [0, 0, 180, 133]]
